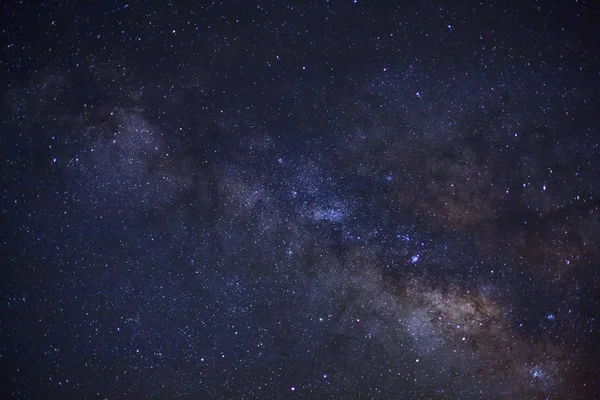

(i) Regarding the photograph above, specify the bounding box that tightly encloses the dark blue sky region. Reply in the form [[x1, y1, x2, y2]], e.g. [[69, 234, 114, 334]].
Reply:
[[2, 1, 600, 398]]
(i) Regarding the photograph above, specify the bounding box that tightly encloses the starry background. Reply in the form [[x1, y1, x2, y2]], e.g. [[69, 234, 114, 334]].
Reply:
[[2, 1, 600, 399]]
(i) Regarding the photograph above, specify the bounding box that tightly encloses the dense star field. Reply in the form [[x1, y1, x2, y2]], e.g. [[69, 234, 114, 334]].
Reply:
[[2, 1, 600, 398]]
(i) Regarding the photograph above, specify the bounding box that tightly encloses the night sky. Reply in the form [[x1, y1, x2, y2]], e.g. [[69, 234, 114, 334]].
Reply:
[[2, 1, 600, 399]]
